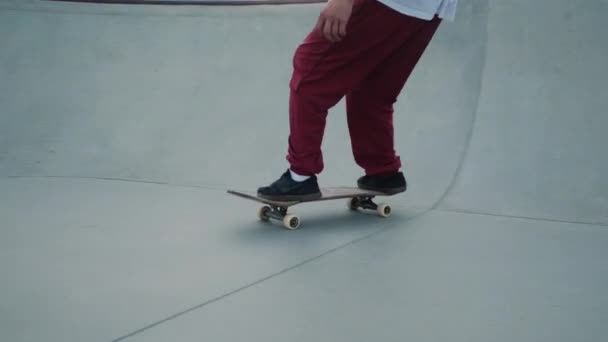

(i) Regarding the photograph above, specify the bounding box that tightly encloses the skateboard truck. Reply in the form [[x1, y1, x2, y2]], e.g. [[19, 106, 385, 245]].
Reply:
[[347, 196, 391, 216], [257, 205, 301, 230]]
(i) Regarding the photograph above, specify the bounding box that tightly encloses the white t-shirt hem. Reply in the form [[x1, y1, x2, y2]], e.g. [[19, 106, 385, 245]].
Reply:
[[375, 0, 457, 22]]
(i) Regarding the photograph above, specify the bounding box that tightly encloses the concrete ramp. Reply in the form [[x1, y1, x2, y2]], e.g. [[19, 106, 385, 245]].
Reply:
[[0, 1, 606, 341], [439, 1, 608, 225]]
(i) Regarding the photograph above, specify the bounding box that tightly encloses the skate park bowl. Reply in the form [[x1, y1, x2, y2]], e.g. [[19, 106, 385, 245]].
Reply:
[[1, 0, 607, 341]]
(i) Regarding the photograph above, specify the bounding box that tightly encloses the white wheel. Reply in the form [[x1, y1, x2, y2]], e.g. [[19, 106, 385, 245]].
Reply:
[[347, 197, 360, 211], [377, 203, 392, 217], [257, 206, 271, 222], [283, 214, 301, 230]]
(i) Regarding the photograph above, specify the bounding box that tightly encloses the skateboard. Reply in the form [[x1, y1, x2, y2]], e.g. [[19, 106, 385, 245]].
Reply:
[[227, 187, 393, 230]]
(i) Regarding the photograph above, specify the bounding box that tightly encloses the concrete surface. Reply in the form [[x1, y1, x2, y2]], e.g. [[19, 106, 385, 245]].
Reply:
[[0, 0, 606, 341]]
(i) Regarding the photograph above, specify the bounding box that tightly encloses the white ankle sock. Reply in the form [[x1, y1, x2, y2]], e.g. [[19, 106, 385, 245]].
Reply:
[[290, 169, 311, 182]]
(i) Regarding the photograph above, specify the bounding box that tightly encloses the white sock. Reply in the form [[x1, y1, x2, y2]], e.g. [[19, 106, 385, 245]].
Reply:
[[290, 169, 311, 182]]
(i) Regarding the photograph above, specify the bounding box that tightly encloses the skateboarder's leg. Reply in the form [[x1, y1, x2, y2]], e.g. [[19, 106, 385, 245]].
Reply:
[[258, 0, 422, 200], [346, 15, 441, 192], [286, 0, 421, 176]]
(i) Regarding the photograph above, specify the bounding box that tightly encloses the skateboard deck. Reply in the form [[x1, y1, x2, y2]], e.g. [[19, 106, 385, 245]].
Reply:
[[227, 187, 393, 230]]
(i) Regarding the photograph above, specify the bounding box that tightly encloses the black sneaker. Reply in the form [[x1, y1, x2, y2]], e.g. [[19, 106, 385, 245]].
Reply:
[[257, 169, 322, 201], [357, 171, 407, 195]]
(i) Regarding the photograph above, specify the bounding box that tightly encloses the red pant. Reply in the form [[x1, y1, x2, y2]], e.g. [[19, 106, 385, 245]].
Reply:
[[287, 0, 442, 176]]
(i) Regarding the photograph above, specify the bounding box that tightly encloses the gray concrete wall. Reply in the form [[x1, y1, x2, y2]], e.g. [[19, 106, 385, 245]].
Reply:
[[1, 1, 607, 342]]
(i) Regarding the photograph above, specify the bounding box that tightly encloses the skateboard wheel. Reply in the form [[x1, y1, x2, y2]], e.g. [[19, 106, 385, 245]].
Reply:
[[347, 197, 360, 211], [283, 214, 301, 230], [257, 206, 271, 222], [377, 204, 391, 217]]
